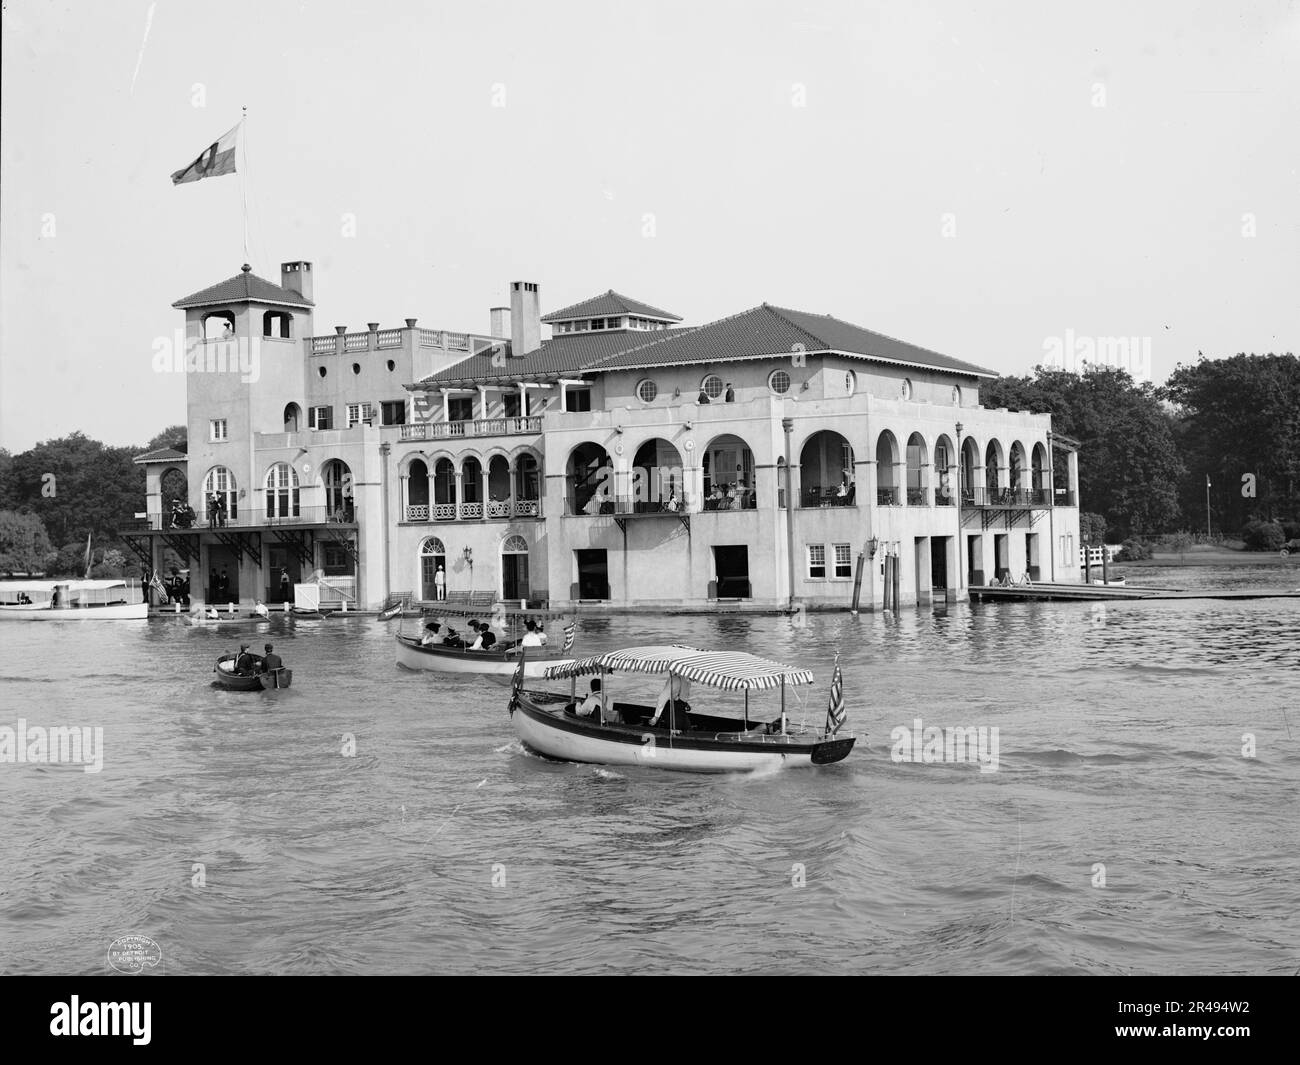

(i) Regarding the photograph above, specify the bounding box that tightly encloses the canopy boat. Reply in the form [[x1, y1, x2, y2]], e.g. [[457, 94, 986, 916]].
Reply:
[[0, 580, 148, 621], [508, 646, 856, 773], [213, 653, 293, 691], [395, 606, 577, 679]]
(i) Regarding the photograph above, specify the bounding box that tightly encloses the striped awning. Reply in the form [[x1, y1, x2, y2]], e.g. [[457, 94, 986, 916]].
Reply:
[[542, 646, 815, 691]]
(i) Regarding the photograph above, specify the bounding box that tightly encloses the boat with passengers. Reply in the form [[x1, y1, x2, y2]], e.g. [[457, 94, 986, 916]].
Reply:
[[0, 579, 148, 621], [507, 645, 855, 772], [394, 606, 577, 679]]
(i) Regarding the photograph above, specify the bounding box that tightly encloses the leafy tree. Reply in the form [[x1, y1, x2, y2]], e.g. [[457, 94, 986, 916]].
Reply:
[[1160, 353, 1300, 532], [1167, 531, 1194, 562], [1080, 512, 1108, 544], [983, 366, 1184, 538], [0, 510, 54, 575], [145, 426, 188, 453]]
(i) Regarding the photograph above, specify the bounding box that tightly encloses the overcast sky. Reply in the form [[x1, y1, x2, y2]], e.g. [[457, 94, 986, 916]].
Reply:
[[2, 0, 1296, 452]]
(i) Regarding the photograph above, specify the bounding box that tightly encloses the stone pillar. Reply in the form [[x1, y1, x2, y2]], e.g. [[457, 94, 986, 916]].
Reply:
[[481, 465, 491, 521], [399, 472, 409, 521], [507, 459, 516, 516]]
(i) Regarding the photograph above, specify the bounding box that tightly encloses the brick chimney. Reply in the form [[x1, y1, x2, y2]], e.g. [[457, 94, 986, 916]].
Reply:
[[281, 261, 313, 302], [509, 281, 540, 357], [489, 306, 510, 339]]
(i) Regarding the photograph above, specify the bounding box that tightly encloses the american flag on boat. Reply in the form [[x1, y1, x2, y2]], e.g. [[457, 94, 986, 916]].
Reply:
[[825, 655, 846, 736], [560, 621, 576, 654]]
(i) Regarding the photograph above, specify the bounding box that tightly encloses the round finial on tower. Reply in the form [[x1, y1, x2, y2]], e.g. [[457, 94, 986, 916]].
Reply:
[[241, 263, 251, 273]]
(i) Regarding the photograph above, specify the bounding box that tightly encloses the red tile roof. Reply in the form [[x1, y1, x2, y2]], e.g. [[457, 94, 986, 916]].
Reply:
[[173, 265, 314, 309], [133, 447, 188, 464], [540, 290, 681, 324]]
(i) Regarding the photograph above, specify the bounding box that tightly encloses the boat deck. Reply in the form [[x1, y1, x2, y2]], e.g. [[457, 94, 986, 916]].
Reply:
[[970, 582, 1300, 602]]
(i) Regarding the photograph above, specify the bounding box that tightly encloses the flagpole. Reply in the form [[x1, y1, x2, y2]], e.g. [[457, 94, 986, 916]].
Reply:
[[240, 106, 250, 266]]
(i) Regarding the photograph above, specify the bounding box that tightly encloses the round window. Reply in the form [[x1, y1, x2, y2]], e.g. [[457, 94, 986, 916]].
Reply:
[[701, 374, 723, 399], [387, 360, 396, 372], [769, 370, 791, 395], [352, 363, 361, 375], [845, 370, 857, 396], [318, 366, 327, 378], [637, 379, 658, 403], [901, 378, 913, 400]]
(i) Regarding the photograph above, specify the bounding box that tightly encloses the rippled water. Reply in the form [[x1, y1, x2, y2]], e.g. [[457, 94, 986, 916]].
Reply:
[[2, 569, 1297, 975]]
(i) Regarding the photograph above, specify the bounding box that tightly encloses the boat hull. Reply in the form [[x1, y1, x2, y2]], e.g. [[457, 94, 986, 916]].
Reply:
[[0, 602, 148, 621], [213, 657, 293, 691], [510, 695, 854, 773], [395, 634, 571, 678]]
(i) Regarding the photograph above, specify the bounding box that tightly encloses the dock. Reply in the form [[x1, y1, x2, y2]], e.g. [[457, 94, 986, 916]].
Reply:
[[970, 582, 1300, 602]]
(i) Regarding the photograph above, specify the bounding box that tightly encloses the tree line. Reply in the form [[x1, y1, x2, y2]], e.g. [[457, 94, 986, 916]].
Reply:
[[982, 353, 1299, 544], [0, 426, 185, 576]]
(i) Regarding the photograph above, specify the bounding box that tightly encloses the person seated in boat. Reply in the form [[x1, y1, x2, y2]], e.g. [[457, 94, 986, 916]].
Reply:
[[420, 622, 442, 646], [233, 643, 256, 674], [575, 679, 618, 722], [477, 627, 497, 651], [16, 592, 32, 604], [261, 643, 283, 673], [649, 675, 692, 730], [520, 619, 545, 647], [441, 626, 465, 649]]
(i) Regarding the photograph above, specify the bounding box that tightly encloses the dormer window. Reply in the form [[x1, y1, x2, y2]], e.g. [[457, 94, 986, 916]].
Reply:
[[591, 318, 606, 330]]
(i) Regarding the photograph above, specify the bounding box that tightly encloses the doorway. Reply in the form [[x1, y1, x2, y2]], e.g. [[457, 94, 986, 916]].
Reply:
[[712, 545, 751, 598], [268, 547, 299, 603], [967, 534, 984, 587], [502, 534, 530, 601], [994, 534, 1009, 583], [931, 535, 950, 601], [1025, 532, 1040, 581], [574, 549, 609, 600]]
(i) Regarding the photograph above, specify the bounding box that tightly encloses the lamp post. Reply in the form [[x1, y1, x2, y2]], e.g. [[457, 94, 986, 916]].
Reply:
[[1206, 474, 1211, 537], [955, 421, 964, 592]]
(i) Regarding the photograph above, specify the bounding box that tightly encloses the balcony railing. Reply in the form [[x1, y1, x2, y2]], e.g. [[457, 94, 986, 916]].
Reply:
[[877, 487, 898, 506], [801, 486, 857, 508], [961, 487, 1052, 507], [403, 500, 542, 522], [701, 490, 755, 511], [128, 506, 357, 531], [907, 487, 929, 506], [400, 416, 542, 441], [566, 492, 689, 516]]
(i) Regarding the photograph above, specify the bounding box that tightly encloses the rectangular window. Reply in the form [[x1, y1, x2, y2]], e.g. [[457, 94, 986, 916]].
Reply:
[[346, 403, 374, 428], [808, 544, 826, 579], [380, 400, 406, 426], [209, 419, 227, 442], [309, 406, 333, 430], [590, 318, 605, 330], [448, 396, 473, 422], [565, 388, 591, 413], [833, 543, 853, 578]]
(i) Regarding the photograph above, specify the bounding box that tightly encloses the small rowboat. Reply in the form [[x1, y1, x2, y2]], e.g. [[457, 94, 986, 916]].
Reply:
[[395, 606, 577, 679], [508, 646, 855, 773], [213, 654, 293, 691]]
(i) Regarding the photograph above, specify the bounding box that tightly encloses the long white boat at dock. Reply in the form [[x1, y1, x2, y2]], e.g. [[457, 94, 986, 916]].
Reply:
[[0, 580, 148, 621]]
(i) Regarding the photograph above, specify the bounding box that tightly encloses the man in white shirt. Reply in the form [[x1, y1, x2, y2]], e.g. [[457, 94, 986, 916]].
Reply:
[[521, 620, 544, 647]]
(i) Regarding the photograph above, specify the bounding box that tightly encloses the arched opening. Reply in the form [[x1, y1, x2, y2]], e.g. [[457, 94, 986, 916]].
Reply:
[[501, 533, 530, 601], [906, 432, 930, 506], [933, 435, 956, 506], [420, 537, 446, 601], [264, 462, 300, 520], [283, 402, 301, 433], [203, 466, 237, 525], [487, 455, 511, 518], [514, 453, 541, 516], [960, 437, 980, 504], [433, 458, 457, 519], [702, 433, 755, 510], [202, 311, 236, 339], [1009, 441, 1028, 497], [461, 457, 483, 517], [567, 442, 612, 515], [1031, 443, 1049, 503], [263, 310, 293, 339], [875, 431, 900, 506], [407, 459, 429, 520], [161, 467, 189, 526], [632, 438, 685, 512], [801, 430, 855, 507], [776, 456, 787, 509], [984, 440, 1005, 501], [322, 459, 353, 521]]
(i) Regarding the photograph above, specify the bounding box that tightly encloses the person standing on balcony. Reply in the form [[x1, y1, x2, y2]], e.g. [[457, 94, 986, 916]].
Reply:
[[434, 565, 446, 601], [724, 383, 735, 402], [697, 387, 710, 404]]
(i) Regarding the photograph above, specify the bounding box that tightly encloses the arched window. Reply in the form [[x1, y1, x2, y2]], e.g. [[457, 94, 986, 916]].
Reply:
[[701, 434, 754, 510], [501, 535, 530, 601], [420, 537, 446, 601], [875, 432, 899, 506], [283, 403, 301, 433], [906, 433, 929, 505], [801, 430, 855, 507], [264, 462, 300, 520], [322, 459, 353, 520], [203, 466, 238, 522], [203, 311, 236, 339]]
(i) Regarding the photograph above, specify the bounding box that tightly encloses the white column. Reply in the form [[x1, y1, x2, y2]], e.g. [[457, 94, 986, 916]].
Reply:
[[441, 389, 450, 423], [478, 386, 489, 422]]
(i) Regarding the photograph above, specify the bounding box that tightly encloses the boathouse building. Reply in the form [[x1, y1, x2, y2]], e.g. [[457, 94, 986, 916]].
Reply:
[[123, 262, 1082, 611]]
